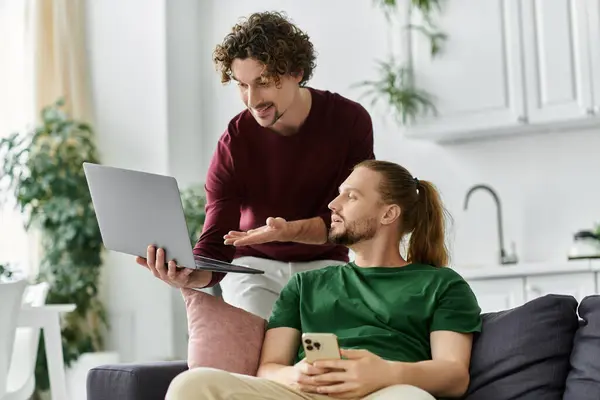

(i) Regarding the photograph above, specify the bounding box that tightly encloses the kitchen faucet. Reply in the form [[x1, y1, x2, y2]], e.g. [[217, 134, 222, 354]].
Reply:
[[463, 184, 518, 265]]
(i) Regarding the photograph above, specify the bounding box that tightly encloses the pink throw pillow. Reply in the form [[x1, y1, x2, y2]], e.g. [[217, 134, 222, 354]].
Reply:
[[181, 288, 267, 376]]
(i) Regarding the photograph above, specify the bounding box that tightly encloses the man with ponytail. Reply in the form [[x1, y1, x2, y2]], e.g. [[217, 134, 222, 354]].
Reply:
[[167, 160, 482, 400]]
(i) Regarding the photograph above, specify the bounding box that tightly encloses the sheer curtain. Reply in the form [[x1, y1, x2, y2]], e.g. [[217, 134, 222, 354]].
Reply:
[[0, 0, 90, 278], [0, 0, 38, 278]]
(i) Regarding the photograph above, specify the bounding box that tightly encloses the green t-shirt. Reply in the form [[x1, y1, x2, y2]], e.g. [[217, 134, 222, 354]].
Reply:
[[267, 262, 482, 363]]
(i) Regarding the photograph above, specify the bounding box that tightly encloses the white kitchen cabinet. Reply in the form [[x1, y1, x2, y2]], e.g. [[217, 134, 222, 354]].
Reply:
[[458, 260, 599, 314], [404, 0, 525, 141], [520, 0, 594, 124], [524, 272, 596, 303], [595, 273, 600, 297], [402, 0, 600, 142], [586, 0, 600, 115], [467, 277, 525, 313]]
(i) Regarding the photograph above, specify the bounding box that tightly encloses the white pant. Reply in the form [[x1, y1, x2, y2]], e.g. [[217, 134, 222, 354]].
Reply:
[[219, 256, 345, 320]]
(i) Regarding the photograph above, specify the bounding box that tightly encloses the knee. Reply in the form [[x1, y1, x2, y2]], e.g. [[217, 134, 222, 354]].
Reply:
[[371, 384, 435, 400], [166, 367, 232, 400]]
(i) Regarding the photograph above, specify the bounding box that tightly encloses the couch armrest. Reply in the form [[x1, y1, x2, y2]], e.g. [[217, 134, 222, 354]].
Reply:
[[86, 361, 188, 400]]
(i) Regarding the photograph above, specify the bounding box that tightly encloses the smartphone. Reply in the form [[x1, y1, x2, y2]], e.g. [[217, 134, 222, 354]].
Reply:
[[302, 333, 341, 363]]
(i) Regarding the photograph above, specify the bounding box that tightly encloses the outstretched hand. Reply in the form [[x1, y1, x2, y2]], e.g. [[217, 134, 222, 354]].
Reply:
[[311, 349, 394, 398], [223, 217, 296, 246]]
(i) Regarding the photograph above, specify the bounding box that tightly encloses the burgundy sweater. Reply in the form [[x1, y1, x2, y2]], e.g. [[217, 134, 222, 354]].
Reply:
[[193, 88, 375, 287]]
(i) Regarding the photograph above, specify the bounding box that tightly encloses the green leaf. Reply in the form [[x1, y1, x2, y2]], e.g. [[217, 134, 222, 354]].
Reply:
[[410, 0, 442, 15], [352, 58, 437, 125], [371, 0, 397, 20], [373, 0, 443, 22], [180, 184, 207, 245], [406, 23, 448, 57]]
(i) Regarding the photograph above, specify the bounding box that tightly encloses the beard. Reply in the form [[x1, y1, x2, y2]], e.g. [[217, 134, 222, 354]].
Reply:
[[268, 108, 284, 127], [252, 103, 287, 128], [328, 216, 378, 246]]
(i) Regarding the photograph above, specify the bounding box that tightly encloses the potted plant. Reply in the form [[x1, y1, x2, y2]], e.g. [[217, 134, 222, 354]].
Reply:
[[180, 183, 207, 246], [357, 0, 446, 125], [0, 98, 110, 397]]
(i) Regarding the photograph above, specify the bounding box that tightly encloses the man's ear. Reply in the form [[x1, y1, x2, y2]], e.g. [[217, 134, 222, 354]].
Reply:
[[381, 204, 401, 226], [292, 70, 304, 84]]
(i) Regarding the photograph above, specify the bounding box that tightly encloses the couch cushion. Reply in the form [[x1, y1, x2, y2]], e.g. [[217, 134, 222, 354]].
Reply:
[[563, 295, 600, 400], [87, 361, 188, 400], [463, 294, 579, 400], [182, 288, 266, 375]]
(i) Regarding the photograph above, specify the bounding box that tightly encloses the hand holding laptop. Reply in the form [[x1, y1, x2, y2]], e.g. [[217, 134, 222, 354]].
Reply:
[[136, 245, 212, 289]]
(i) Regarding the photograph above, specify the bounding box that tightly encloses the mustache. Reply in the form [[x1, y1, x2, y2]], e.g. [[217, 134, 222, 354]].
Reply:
[[252, 102, 273, 110]]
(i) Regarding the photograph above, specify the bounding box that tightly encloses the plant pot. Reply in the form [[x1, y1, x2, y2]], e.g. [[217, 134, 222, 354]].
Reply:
[[65, 351, 119, 400]]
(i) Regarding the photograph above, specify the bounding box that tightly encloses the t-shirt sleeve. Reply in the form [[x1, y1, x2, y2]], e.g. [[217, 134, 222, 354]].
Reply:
[[267, 275, 301, 331], [192, 131, 241, 288], [430, 276, 482, 334]]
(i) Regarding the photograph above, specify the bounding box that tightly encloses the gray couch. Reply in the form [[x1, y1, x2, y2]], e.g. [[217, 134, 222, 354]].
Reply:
[[87, 294, 600, 400]]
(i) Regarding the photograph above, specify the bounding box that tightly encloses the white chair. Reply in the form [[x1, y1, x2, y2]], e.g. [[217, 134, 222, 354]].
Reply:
[[4, 282, 49, 400], [1, 280, 74, 400], [0, 280, 28, 400], [10, 285, 74, 400]]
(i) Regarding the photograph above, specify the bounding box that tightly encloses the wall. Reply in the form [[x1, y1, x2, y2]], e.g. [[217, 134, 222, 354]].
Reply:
[[84, 0, 600, 361], [85, 0, 207, 361], [165, 0, 208, 362]]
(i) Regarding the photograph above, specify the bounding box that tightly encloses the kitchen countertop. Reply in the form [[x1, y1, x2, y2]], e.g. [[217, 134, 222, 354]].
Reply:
[[453, 258, 600, 280]]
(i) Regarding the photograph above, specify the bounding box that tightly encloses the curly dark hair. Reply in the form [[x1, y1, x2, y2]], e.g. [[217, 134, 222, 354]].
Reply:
[[213, 11, 317, 87]]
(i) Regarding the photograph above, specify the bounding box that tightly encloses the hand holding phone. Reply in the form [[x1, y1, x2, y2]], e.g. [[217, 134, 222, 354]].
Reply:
[[301, 333, 341, 364]]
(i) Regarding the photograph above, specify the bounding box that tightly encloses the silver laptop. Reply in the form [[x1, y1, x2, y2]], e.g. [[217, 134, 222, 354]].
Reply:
[[82, 162, 263, 274]]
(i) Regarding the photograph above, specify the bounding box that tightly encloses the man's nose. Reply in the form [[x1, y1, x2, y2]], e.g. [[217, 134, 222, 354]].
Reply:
[[328, 197, 339, 211], [247, 88, 260, 108]]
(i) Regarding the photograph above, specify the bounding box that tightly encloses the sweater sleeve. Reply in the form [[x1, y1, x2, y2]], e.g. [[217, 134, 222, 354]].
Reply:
[[317, 105, 375, 227], [346, 104, 376, 167], [192, 132, 241, 288]]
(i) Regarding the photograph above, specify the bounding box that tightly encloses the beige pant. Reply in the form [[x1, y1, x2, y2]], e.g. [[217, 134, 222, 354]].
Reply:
[[166, 367, 436, 400], [220, 256, 345, 320]]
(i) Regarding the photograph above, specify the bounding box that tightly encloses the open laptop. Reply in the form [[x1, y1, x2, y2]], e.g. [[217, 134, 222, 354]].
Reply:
[[82, 162, 263, 274]]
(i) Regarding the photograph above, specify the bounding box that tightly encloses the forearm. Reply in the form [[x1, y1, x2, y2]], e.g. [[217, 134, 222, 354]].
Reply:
[[388, 360, 470, 398], [192, 191, 240, 288], [288, 217, 328, 245], [189, 270, 215, 289], [257, 363, 294, 385]]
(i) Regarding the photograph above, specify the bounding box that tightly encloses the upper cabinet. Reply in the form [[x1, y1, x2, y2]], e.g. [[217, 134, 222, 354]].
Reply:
[[405, 0, 525, 140], [588, 0, 600, 112], [521, 0, 593, 123], [402, 0, 600, 143]]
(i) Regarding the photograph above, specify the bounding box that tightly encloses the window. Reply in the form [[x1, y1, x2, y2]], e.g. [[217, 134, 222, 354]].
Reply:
[[0, 0, 38, 278]]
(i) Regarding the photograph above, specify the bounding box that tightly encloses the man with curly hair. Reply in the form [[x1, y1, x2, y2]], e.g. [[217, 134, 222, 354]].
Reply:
[[138, 11, 374, 320]]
